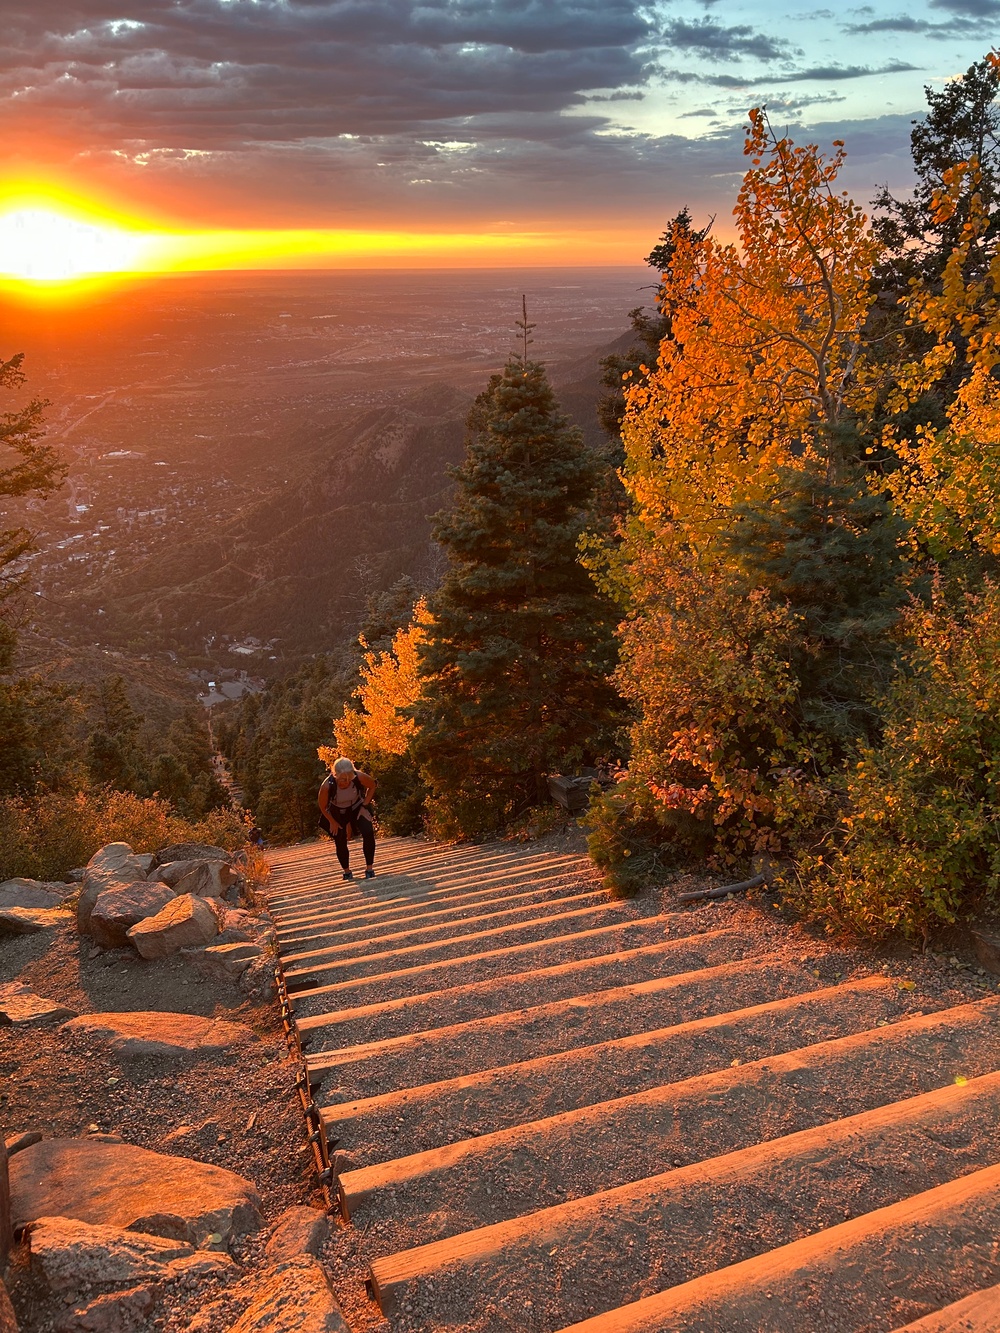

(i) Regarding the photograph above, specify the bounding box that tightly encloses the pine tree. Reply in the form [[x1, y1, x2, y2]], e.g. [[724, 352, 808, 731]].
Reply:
[[873, 56, 1000, 290], [414, 354, 620, 836]]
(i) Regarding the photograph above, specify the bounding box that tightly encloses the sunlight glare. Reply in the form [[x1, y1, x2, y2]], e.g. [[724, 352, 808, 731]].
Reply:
[[0, 208, 146, 281]]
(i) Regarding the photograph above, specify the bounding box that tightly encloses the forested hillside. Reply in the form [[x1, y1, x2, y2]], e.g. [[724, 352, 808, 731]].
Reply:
[[224, 55, 1000, 946]]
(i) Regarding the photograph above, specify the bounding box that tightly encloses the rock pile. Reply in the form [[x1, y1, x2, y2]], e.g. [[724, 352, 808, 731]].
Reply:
[[65, 841, 275, 994]]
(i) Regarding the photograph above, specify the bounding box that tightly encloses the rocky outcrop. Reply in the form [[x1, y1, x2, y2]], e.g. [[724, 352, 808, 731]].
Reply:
[[264, 1207, 330, 1264], [28, 1216, 195, 1296], [126, 895, 218, 959], [0, 908, 73, 936], [154, 860, 207, 889], [0, 880, 66, 911], [228, 1260, 350, 1333], [4, 1133, 42, 1158], [55, 1284, 154, 1333], [150, 843, 229, 870], [1, 1137, 10, 1269], [173, 862, 236, 899], [60, 1012, 252, 1059], [181, 942, 262, 983], [0, 1279, 16, 1333], [9, 1139, 263, 1249], [0, 984, 76, 1027], [89, 883, 176, 951], [77, 846, 149, 935]]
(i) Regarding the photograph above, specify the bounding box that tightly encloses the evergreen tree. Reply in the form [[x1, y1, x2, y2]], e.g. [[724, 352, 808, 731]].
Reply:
[[414, 355, 620, 836], [722, 460, 906, 752], [873, 56, 1000, 291]]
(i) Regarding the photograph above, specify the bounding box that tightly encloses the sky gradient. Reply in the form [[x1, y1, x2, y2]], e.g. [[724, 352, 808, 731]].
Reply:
[[2, 0, 998, 267]]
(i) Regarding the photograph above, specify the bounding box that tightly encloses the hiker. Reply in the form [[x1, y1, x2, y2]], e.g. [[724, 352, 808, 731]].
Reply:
[[318, 757, 377, 881]]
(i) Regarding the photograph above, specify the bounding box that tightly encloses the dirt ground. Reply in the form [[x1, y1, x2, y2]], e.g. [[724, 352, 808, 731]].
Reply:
[[3, 828, 999, 1333], [1, 914, 319, 1333]]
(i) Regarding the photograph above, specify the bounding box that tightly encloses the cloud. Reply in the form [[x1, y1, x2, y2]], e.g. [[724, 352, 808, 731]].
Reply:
[[662, 18, 794, 61], [844, 11, 992, 34], [928, 0, 1000, 14], [0, 0, 932, 239], [701, 61, 918, 88]]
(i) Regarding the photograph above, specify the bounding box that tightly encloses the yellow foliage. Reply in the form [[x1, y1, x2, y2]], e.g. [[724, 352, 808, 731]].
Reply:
[[623, 109, 880, 555], [321, 601, 428, 767], [886, 159, 1000, 558]]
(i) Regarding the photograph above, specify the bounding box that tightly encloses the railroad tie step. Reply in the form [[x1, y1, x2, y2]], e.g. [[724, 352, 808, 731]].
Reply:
[[284, 915, 686, 1008], [889, 1282, 1000, 1331], [268, 861, 592, 922], [321, 975, 903, 1160], [307, 954, 836, 1100], [339, 997, 1000, 1239], [281, 900, 634, 980], [278, 889, 608, 960], [274, 870, 591, 937], [268, 851, 590, 913], [367, 1070, 1000, 1323], [547, 1159, 1000, 1333], [293, 928, 750, 1039]]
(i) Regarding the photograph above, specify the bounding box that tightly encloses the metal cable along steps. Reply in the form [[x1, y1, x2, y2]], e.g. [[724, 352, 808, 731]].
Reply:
[[267, 836, 1000, 1332]]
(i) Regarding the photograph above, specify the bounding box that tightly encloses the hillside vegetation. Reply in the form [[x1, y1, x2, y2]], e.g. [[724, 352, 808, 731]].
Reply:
[[223, 56, 1000, 944]]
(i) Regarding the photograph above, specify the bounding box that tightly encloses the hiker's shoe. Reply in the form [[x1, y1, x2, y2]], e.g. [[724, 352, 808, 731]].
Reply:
[[342, 870, 354, 881], [365, 867, 376, 879]]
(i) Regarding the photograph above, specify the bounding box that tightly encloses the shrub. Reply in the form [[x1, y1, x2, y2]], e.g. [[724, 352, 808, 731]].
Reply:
[[790, 584, 1000, 940], [0, 787, 250, 882], [584, 774, 704, 896]]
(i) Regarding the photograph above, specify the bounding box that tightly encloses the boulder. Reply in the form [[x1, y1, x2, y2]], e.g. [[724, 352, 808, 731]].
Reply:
[[55, 1285, 154, 1333], [1, 1137, 10, 1269], [5, 1132, 43, 1158], [228, 1259, 350, 1333], [133, 854, 156, 876], [10, 1139, 263, 1249], [29, 1216, 193, 1295], [0, 879, 66, 910], [126, 895, 218, 960], [60, 1012, 252, 1059], [154, 860, 204, 889], [0, 907, 73, 936], [78, 846, 149, 935], [150, 843, 229, 870], [264, 1206, 330, 1264], [181, 943, 261, 983], [239, 955, 276, 1001], [0, 984, 76, 1027], [64, 869, 86, 884], [217, 909, 273, 945], [972, 928, 1000, 976], [88, 882, 176, 950], [173, 861, 236, 899], [0, 1280, 16, 1333]]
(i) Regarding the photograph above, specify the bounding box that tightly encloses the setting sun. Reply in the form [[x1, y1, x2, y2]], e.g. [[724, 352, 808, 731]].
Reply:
[[0, 206, 147, 281]]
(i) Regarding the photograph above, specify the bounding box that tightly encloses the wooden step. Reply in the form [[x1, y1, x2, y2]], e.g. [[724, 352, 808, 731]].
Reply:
[[321, 975, 899, 1160], [295, 928, 750, 1043], [275, 870, 592, 939], [284, 914, 686, 1008], [549, 1160, 1000, 1333], [269, 849, 588, 910], [282, 900, 637, 981], [890, 1283, 1000, 1331], [339, 997, 1000, 1236], [269, 856, 591, 922], [280, 889, 608, 960], [308, 954, 829, 1098], [368, 1070, 1000, 1322]]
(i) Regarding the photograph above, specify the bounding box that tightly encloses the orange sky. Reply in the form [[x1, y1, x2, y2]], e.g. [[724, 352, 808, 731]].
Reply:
[[2, 1, 991, 282]]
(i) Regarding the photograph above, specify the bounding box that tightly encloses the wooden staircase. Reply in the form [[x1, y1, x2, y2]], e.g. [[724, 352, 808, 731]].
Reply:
[[266, 837, 1000, 1332]]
